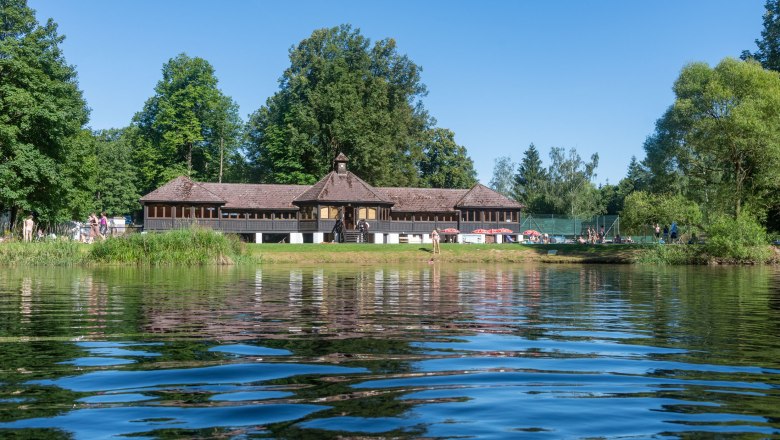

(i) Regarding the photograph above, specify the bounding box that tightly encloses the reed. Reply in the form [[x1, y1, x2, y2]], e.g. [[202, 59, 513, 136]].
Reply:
[[0, 240, 85, 266], [88, 228, 246, 265]]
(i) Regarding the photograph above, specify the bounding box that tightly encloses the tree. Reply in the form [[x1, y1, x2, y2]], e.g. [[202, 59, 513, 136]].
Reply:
[[512, 144, 549, 212], [741, 0, 780, 71], [621, 191, 703, 234], [544, 147, 602, 218], [92, 129, 140, 215], [643, 58, 780, 219], [131, 53, 242, 193], [418, 128, 477, 188], [0, 0, 91, 227], [245, 24, 434, 186], [488, 156, 515, 196]]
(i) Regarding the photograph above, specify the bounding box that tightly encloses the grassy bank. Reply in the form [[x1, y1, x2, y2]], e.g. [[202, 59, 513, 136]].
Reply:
[[0, 229, 245, 266], [0, 240, 86, 266], [2, 229, 777, 266]]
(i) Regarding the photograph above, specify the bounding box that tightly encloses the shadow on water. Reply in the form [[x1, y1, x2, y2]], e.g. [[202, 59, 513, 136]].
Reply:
[[0, 264, 779, 438]]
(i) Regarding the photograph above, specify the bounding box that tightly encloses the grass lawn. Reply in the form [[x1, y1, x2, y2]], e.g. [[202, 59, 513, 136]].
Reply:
[[246, 242, 647, 264]]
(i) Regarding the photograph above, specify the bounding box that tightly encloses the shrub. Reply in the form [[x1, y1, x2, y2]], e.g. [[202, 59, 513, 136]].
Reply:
[[703, 214, 770, 263]]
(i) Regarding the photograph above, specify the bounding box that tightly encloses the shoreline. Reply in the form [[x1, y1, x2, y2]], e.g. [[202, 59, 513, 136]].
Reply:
[[1, 237, 777, 266]]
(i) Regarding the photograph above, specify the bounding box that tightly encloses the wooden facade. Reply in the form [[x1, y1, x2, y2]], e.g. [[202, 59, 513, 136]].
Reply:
[[140, 155, 523, 238]]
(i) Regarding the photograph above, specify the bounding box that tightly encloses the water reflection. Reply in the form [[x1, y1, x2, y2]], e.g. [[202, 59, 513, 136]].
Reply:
[[0, 264, 778, 438]]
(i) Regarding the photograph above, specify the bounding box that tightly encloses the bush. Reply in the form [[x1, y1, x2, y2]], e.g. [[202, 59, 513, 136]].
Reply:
[[703, 214, 770, 263]]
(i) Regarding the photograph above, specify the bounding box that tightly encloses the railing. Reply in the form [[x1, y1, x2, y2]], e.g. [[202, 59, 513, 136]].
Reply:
[[144, 218, 299, 233], [144, 218, 520, 235]]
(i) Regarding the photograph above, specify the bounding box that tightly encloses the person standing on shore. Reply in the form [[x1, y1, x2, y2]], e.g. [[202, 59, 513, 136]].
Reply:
[[88, 213, 99, 243], [99, 213, 108, 238], [431, 228, 440, 254], [23, 215, 34, 242]]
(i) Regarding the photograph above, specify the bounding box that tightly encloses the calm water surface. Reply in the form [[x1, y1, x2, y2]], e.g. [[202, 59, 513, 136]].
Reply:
[[0, 264, 779, 439]]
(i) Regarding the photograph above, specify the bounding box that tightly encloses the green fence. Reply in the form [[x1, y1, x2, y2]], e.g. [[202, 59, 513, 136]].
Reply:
[[520, 214, 621, 238]]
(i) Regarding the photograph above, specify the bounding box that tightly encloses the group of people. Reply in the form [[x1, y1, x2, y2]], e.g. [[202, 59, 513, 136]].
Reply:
[[583, 226, 606, 244], [654, 222, 679, 243], [84, 212, 109, 243], [330, 214, 370, 243]]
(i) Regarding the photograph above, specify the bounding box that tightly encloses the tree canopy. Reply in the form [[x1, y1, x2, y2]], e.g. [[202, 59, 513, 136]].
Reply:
[[417, 128, 477, 189], [245, 24, 473, 187], [131, 53, 243, 193], [0, 0, 91, 225], [643, 58, 780, 219]]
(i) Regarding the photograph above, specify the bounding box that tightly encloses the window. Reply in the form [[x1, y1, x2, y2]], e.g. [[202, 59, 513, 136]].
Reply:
[[358, 207, 377, 220]]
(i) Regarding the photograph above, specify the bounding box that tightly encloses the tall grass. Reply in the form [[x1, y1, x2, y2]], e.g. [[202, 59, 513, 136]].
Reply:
[[88, 228, 246, 265], [0, 240, 85, 266]]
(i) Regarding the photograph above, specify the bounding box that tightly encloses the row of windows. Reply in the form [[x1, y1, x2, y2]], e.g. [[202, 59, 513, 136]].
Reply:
[[461, 210, 519, 222], [147, 205, 296, 220], [390, 213, 458, 222], [147, 205, 519, 223]]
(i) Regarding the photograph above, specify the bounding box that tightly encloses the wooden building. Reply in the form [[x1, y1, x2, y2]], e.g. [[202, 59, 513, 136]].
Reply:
[[140, 154, 523, 243]]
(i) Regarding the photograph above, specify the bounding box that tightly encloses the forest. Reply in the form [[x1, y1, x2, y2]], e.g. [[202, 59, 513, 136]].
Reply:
[[2, 0, 779, 261]]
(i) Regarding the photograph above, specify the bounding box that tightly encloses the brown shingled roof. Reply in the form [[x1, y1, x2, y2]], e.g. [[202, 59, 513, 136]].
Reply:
[[378, 187, 468, 212], [293, 171, 392, 204], [456, 184, 524, 209], [140, 176, 225, 204], [202, 183, 309, 210]]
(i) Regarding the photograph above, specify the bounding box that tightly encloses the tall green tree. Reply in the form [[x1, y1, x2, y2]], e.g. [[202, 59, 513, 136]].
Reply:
[[245, 24, 433, 186], [93, 129, 140, 215], [488, 156, 516, 196], [131, 53, 242, 193], [544, 147, 602, 218], [0, 0, 91, 226], [418, 128, 477, 189], [741, 0, 780, 71], [643, 58, 780, 219], [512, 144, 549, 212]]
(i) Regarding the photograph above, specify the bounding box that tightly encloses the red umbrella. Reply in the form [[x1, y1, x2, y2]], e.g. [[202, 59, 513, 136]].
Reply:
[[490, 228, 514, 234], [472, 228, 491, 234], [440, 228, 460, 234], [522, 229, 541, 236]]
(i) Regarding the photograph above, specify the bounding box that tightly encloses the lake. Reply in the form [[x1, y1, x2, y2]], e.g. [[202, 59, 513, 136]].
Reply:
[[0, 264, 779, 439]]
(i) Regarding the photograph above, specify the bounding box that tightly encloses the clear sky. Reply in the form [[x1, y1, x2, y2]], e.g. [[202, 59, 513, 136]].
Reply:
[[28, 0, 765, 186]]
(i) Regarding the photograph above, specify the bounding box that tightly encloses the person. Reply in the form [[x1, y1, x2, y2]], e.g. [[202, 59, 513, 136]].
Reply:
[[663, 224, 669, 243], [22, 215, 34, 242], [357, 218, 369, 243], [577, 235, 586, 244], [332, 216, 344, 243], [36, 228, 44, 242], [88, 213, 99, 243], [431, 228, 440, 254], [599, 226, 605, 244], [670, 221, 678, 243], [654, 223, 661, 242], [99, 212, 108, 238]]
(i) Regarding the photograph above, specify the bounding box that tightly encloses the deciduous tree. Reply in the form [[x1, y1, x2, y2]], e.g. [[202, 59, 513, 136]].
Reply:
[[132, 53, 242, 193], [489, 156, 515, 196], [643, 58, 780, 219], [245, 25, 434, 186], [0, 0, 91, 226], [418, 128, 477, 189]]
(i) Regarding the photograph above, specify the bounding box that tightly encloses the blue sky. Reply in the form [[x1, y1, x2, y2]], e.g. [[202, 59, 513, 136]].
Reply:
[[29, 0, 765, 186]]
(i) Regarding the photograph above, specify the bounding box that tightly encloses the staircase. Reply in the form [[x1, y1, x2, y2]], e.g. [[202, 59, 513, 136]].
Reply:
[[343, 231, 366, 243]]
